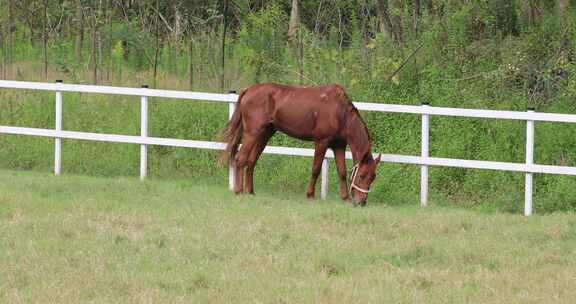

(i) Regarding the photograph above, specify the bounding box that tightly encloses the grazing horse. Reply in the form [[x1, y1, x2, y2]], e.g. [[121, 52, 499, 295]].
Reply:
[[220, 83, 381, 205]]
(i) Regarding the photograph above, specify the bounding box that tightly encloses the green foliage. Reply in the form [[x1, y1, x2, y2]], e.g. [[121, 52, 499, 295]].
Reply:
[[1, 0, 576, 213], [236, 4, 288, 83]]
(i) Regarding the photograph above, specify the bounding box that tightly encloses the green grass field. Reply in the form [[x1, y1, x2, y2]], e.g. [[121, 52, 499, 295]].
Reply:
[[1, 169, 576, 303]]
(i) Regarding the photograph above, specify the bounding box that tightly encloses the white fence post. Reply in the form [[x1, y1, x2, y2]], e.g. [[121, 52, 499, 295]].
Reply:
[[321, 159, 329, 200], [54, 80, 63, 176], [525, 107, 535, 216], [228, 91, 237, 191], [140, 85, 148, 180], [421, 101, 430, 207]]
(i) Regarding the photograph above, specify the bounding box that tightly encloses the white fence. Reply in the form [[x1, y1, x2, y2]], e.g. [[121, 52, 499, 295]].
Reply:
[[1, 80, 576, 216]]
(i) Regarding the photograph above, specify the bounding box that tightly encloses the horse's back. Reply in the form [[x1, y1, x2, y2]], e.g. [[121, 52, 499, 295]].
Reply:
[[240, 83, 351, 110], [239, 83, 351, 141]]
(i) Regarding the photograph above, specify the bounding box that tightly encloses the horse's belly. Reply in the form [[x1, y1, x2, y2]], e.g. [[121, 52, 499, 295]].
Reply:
[[275, 125, 315, 141], [272, 107, 317, 141]]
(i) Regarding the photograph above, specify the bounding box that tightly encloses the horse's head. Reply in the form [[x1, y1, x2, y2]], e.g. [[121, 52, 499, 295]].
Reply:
[[350, 153, 381, 206]]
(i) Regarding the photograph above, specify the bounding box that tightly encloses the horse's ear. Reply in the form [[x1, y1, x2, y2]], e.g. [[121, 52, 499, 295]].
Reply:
[[374, 153, 382, 168]]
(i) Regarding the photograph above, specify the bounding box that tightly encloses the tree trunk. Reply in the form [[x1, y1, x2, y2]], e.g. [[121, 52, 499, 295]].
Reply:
[[377, 0, 403, 47], [313, 0, 324, 35], [559, 0, 569, 18], [1, 28, 4, 79], [361, 0, 370, 44], [299, 23, 304, 85], [122, 40, 129, 61], [221, 0, 228, 92], [98, 30, 103, 75], [336, 2, 344, 49], [428, 0, 436, 20], [153, 0, 160, 87], [531, 1, 541, 23], [74, 0, 84, 62], [189, 35, 194, 90], [413, 0, 421, 36], [559, 0, 569, 50], [522, 0, 540, 26], [28, 1, 37, 45], [360, 0, 371, 70], [390, 0, 404, 47], [107, 0, 113, 81], [7, 0, 14, 78], [43, 0, 49, 80], [91, 12, 98, 84], [173, 2, 182, 62], [288, 0, 300, 42]]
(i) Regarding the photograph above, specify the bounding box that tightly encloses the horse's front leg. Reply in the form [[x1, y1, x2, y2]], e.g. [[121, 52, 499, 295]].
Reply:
[[245, 129, 275, 194], [307, 142, 328, 200], [332, 145, 350, 202]]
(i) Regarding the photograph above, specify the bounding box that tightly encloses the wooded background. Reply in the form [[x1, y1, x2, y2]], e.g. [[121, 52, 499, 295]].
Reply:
[[1, 0, 576, 212], [0, 0, 573, 95]]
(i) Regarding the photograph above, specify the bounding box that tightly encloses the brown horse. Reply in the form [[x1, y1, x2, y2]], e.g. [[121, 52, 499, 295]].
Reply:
[[220, 83, 381, 205]]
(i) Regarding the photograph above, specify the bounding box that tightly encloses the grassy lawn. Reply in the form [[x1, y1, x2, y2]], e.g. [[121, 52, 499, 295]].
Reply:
[[1, 169, 575, 303]]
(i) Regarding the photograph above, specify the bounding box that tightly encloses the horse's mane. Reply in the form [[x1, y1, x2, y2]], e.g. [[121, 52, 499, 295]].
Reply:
[[346, 105, 372, 162], [350, 106, 371, 142]]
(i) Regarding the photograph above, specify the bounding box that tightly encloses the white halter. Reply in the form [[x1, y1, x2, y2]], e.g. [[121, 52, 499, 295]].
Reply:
[[349, 163, 371, 194]]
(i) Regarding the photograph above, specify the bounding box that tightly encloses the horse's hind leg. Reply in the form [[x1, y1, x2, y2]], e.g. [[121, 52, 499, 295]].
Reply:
[[245, 127, 275, 194], [234, 133, 259, 194]]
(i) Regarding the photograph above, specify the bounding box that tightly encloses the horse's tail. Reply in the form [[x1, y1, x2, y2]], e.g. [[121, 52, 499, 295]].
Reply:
[[218, 90, 246, 166]]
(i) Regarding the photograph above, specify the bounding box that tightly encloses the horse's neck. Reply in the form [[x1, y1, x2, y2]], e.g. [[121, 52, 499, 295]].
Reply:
[[346, 111, 372, 163]]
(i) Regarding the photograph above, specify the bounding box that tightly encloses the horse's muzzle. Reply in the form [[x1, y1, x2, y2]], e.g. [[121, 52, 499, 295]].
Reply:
[[352, 198, 367, 207]]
